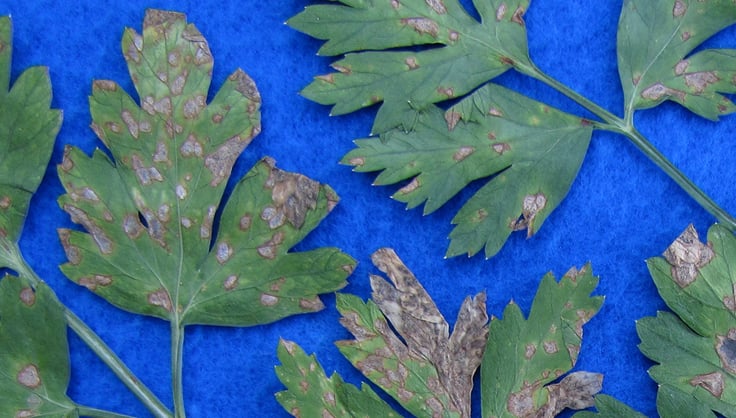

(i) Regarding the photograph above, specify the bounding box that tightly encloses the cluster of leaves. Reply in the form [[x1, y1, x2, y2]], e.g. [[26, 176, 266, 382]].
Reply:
[[0, 10, 354, 417], [276, 248, 605, 417], [289, 0, 736, 258]]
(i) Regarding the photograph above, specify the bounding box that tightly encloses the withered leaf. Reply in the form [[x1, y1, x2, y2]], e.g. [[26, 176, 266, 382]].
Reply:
[[482, 265, 604, 418], [337, 248, 488, 417], [639, 224, 736, 416], [57, 10, 354, 328]]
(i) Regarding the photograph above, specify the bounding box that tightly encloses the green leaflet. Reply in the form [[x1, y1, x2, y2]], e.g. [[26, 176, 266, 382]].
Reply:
[[572, 394, 647, 418], [288, 0, 532, 133], [343, 83, 592, 258], [275, 339, 401, 418], [638, 224, 736, 416], [618, 0, 736, 120], [0, 16, 62, 245], [482, 265, 604, 418], [0, 275, 78, 417], [57, 10, 354, 327]]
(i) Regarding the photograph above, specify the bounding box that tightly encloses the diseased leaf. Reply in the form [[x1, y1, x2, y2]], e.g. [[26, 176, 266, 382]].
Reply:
[[656, 384, 717, 418], [482, 265, 604, 418], [0, 15, 62, 245], [288, 0, 533, 133], [275, 339, 401, 418], [337, 248, 488, 417], [343, 83, 592, 258], [638, 224, 736, 416], [0, 275, 78, 417], [57, 10, 354, 327], [618, 0, 736, 119], [572, 394, 647, 418]]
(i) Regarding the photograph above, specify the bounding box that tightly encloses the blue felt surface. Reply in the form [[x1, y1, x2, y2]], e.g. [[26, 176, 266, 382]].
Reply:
[[1, 0, 735, 416]]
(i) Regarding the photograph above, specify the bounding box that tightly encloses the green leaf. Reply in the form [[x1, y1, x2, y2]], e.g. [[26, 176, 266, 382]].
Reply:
[[336, 248, 489, 418], [275, 339, 401, 418], [343, 83, 592, 258], [0, 275, 78, 417], [572, 394, 647, 418], [482, 265, 604, 418], [288, 0, 533, 133], [0, 15, 62, 244], [656, 384, 717, 418], [638, 224, 736, 417], [57, 10, 354, 327], [618, 0, 736, 120]]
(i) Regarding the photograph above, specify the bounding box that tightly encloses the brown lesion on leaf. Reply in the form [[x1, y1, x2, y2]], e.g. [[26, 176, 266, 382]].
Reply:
[[67, 186, 100, 203], [405, 56, 419, 70], [180, 134, 204, 157], [511, 6, 526, 25], [684, 71, 720, 94], [400, 18, 440, 38], [525, 344, 537, 360], [239, 214, 252, 231], [17, 364, 41, 389], [299, 296, 324, 311], [79, 274, 113, 291], [425, 0, 447, 14], [182, 95, 206, 119], [496, 3, 508, 21], [509, 193, 547, 238], [121, 110, 140, 139], [493, 143, 511, 155], [93, 79, 118, 92], [182, 24, 213, 66], [641, 83, 685, 101], [674, 60, 689, 76], [437, 86, 455, 98], [215, 241, 233, 264], [205, 135, 253, 187], [131, 155, 164, 185], [681, 31, 691, 41], [200, 205, 216, 239], [690, 371, 725, 398], [258, 231, 285, 259], [64, 205, 114, 254], [260, 293, 279, 306], [397, 178, 420, 195], [15, 409, 35, 418], [543, 341, 559, 354], [223, 275, 239, 291], [147, 288, 173, 312], [58, 229, 82, 265], [0, 195, 11, 210], [263, 162, 321, 229], [316, 74, 335, 84], [663, 224, 714, 288], [488, 107, 503, 117], [19, 287, 35, 306], [449, 30, 459, 42], [60, 145, 75, 172], [673, 0, 687, 17], [453, 146, 475, 162], [445, 111, 461, 130], [123, 213, 145, 239]]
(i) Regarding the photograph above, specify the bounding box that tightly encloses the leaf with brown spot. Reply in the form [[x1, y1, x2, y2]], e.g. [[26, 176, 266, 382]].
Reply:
[[57, 10, 354, 329], [482, 265, 603, 418], [618, 0, 736, 120], [0, 275, 78, 417], [288, 0, 532, 133], [342, 83, 592, 258], [638, 224, 736, 416], [275, 339, 401, 418], [336, 248, 488, 417], [0, 16, 62, 249]]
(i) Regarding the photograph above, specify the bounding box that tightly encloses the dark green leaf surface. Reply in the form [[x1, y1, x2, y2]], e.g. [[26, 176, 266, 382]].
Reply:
[[0, 275, 78, 417], [57, 10, 353, 327], [482, 265, 603, 418], [0, 16, 62, 244], [638, 224, 736, 417], [343, 83, 592, 258], [275, 339, 401, 418], [618, 0, 736, 119], [336, 248, 488, 418], [289, 0, 532, 133], [572, 394, 647, 418]]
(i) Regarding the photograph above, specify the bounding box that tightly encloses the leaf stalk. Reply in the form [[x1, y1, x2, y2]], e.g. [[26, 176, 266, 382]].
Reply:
[[75, 405, 137, 418], [171, 321, 187, 418], [523, 65, 736, 233]]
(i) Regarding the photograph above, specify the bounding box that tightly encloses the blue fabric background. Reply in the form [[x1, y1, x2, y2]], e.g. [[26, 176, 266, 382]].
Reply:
[[1, 0, 735, 416]]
